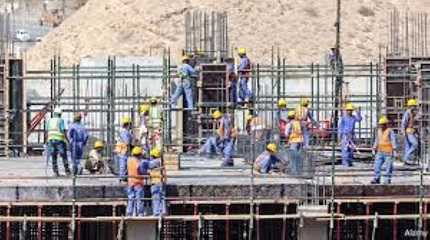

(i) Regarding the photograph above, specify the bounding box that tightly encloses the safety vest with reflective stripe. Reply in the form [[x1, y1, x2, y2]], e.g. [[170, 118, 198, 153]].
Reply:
[[47, 117, 65, 142], [128, 157, 144, 187], [289, 120, 304, 143], [148, 106, 162, 128], [377, 128, 394, 154]]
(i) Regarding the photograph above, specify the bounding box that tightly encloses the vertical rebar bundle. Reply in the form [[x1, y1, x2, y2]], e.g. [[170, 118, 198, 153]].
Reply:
[[388, 9, 429, 57], [185, 10, 229, 59]]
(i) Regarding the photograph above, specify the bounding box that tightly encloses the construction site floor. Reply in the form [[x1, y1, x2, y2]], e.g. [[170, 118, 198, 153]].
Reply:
[[0, 156, 427, 202]]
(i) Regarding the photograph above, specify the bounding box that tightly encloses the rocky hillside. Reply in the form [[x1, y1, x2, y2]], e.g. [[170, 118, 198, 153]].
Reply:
[[26, 0, 430, 69]]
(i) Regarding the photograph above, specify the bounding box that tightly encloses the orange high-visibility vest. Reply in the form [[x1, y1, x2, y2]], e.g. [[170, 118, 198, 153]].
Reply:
[[127, 157, 144, 187], [289, 120, 304, 143], [377, 128, 394, 154]]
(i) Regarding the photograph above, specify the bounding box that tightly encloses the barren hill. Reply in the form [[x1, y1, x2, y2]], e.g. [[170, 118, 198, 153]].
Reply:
[[26, 0, 430, 69]]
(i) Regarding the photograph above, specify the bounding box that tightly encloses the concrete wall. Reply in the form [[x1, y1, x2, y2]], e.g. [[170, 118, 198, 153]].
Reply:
[[126, 221, 157, 240]]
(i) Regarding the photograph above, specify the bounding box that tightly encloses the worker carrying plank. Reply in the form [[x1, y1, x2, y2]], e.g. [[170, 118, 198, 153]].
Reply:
[[371, 116, 397, 184], [401, 99, 419, 165], [338, 103, 362, 167]]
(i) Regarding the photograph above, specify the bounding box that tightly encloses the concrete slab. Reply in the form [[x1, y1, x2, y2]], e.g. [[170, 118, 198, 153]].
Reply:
[[0, 156, 427, 201]]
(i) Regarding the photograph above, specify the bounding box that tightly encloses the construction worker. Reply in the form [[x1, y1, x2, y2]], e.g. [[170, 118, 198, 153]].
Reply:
[[115, 116, 133, 180], [126, 146, 146, 216], [170, 55, 197, 109], [46, 107, 71, 176], [148, 147, 166, 216], [200, 110, 235, 166], [246, 111, 266, 140], [328, 47, 343, 72], [295, 98, 318, 148], [225, 57, 237, 105], [284, 111, 305, 175], [338, 103, 362, 167], [148, 97, 162, 149], [85, 140, 106, 174], [138, 104, 150, 148], [254, 143, 280, 174], [237, 48, 252, 103], [277, 99, 288, 139], [402, 99, 419, 165], [67, 113, 89, 175], [371, 116, 397, 184]]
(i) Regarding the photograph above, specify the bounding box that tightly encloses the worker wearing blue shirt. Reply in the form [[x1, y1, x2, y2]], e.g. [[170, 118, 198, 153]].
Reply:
[[401, 99, 419, 165], [171, 55, 197, 109], [237, 48, 252, 103], [67, 113, 89, 175], [338, 103, 362, 167]]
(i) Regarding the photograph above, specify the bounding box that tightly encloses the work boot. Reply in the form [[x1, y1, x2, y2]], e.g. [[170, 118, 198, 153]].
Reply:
[[370, 178, 380, 184], [221, 160, 234, 167], [53, 170, 60, 177], [384, 179, 391, 184], [65, 168, 71, 176]]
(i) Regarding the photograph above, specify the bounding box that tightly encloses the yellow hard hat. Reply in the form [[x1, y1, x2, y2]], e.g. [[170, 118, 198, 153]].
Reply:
[[150, 148, 161, 158], [131, 146, 143, 156], [266, 143, 277, 153], [278, 98, 287, 108], [407, 99, 418, 107], [301, 98, 310, 106], [182, 55, 190, 62], [121, 116, 132, 125], [378, 116, 389, 125], [150, 97, 157, 104], [212, 110, 223, 119], [245, 115, 253, 122], [288, 111, 296, 118], [139, 104, 150, 113], [94, 140, 104, 149], [238, 48, 246, 55], [345, 103, 354, 111]]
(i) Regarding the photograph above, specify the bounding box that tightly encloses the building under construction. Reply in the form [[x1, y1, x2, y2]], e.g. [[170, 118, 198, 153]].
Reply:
[[0, 5, 430, 240]]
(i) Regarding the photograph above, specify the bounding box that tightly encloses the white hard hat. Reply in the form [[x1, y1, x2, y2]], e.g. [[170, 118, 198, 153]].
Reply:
[[53, 107, 62, 114]]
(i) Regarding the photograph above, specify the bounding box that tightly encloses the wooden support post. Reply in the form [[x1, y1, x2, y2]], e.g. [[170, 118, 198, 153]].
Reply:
[[336, 203, 341, 240], [282, 203, 287, 240], [365, 203, 371, 240], [6, 205, 10, 240], [393, 203, 397, 240], [112, 205, 117, 240], [76, 206, 81, 240], [37, 205, 42, 240], [225, 203, 230, 240], [256, 204, 260, 240]]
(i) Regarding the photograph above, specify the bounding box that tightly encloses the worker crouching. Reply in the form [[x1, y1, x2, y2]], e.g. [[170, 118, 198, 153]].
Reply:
[[126, 147, 146, 216], [199, 110, 235, 167], [371, 116, 397, 184], [85, 140, 106, 174], [254, 143, 280, 174]]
